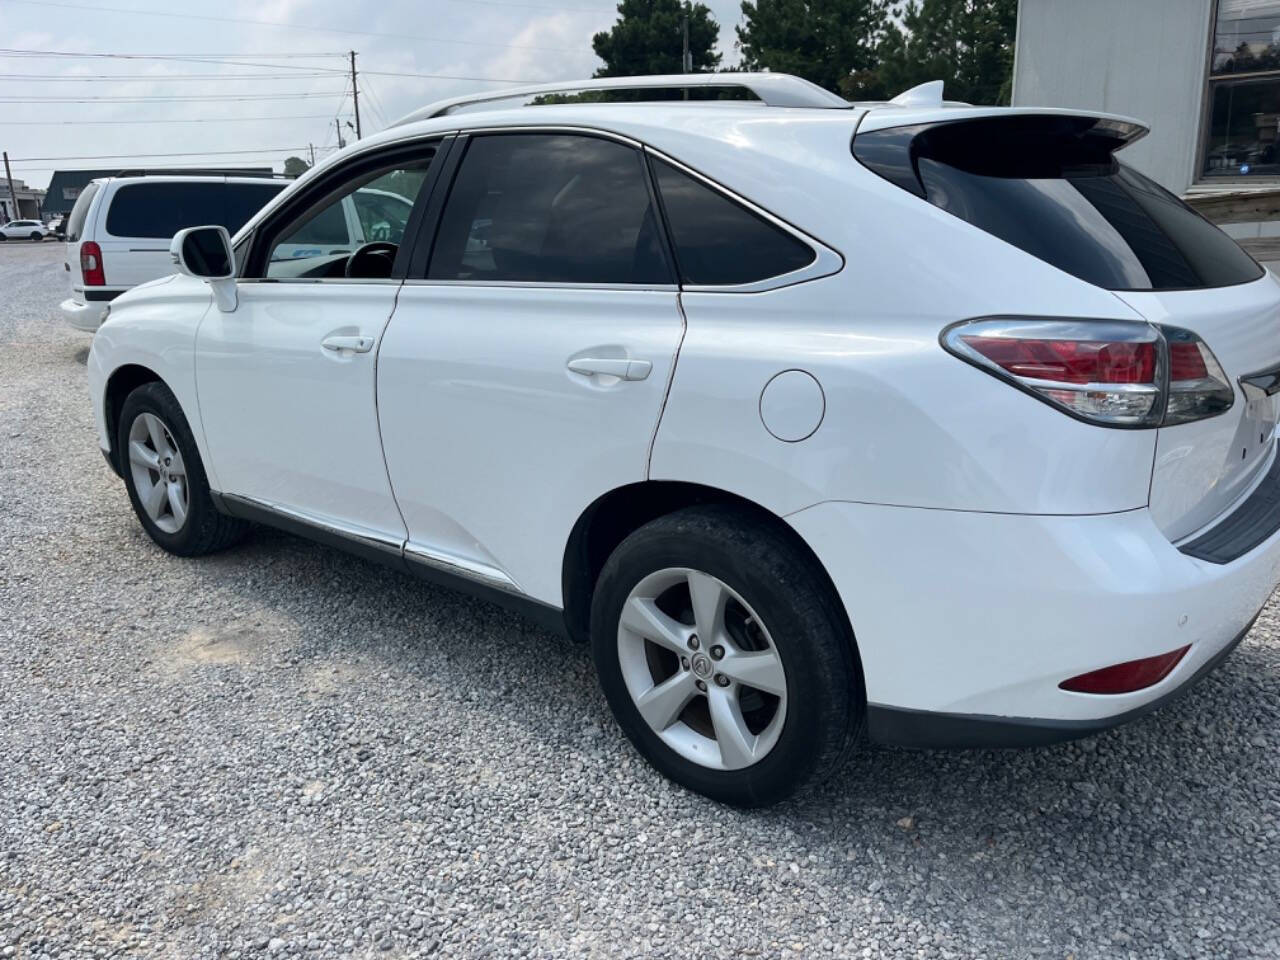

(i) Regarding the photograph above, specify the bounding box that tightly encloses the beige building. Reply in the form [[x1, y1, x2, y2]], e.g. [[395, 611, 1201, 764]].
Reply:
[[0, 177, 46, 221]]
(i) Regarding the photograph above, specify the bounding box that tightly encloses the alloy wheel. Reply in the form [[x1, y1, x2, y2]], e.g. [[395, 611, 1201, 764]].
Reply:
[[127, 412, 189, 534], [616, 567, 788, 771]]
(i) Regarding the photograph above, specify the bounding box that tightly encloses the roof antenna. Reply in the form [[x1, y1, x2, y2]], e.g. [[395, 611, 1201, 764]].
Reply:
[[890, 80, 945, 107]]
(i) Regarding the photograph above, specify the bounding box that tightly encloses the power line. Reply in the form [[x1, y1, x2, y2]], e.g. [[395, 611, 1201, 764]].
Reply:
[[0, 72, 340, 81], [8, 146, 309, 161], [4, 1, 587, 53], [1, 91, 345, 102], [0, 114, 338, 125], [0, 49, 350, 74]]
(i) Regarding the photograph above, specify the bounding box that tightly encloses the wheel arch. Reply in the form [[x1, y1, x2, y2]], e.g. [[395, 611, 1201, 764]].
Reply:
[[103, 363, 166, 476], [561, 481, 859, 665]]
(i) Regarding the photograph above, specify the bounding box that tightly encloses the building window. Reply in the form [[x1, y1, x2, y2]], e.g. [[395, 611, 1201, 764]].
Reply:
[[1204, 1, 1280, 178]]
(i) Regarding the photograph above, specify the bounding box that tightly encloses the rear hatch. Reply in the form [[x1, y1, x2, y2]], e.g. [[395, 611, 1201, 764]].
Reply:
[[854, 110, 1280, 542]]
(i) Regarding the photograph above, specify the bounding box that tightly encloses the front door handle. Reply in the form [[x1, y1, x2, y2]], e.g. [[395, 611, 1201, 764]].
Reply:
[[321, 335, 375, 354], [567, 357, 652, 381]]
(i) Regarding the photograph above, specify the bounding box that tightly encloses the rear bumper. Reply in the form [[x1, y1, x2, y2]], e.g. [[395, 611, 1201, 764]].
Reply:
[[865, 614, 1255, 747], [787, 500, 1280, 742], [59, 297, 109, 332]]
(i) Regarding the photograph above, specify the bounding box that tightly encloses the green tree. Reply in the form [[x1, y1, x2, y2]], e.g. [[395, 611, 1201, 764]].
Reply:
[[875, 0, 1018, 105], [736, 0, 894, 99], [282, 155, 310, 177], [593, 0, 722, 77]]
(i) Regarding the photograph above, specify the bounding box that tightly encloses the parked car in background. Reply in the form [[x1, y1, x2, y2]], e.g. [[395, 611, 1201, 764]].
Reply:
[[87, 74, 1280, 806], [47, 216, 66, 240], [60, 174, 287, 331], [0, 219, 51, 241]]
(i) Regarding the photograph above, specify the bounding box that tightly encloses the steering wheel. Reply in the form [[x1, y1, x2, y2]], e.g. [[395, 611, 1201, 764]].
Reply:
[[345, 241, 398, 279]]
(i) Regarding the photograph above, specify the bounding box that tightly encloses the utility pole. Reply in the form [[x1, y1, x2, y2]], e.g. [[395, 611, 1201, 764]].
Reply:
[[3, 151, 16, 221], [308, 143, 316, 166], [335, 118, 345, 150], [349, 50, 362, 139], [680, 6, 690, 100], [680, 7, 691, 72]]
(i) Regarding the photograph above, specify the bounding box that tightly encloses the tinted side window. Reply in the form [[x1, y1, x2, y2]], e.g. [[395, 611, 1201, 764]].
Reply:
[[222, 183, 286, 235], [66, 181, 100, 242], [428, 134, 670, 285], [106, 182, 226, 239], [651, 158, 815, 285]]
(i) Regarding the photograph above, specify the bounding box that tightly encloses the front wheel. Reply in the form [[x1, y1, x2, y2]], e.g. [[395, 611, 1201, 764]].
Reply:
[[117, 381, 248, 556], [590, 505, 863, 807]]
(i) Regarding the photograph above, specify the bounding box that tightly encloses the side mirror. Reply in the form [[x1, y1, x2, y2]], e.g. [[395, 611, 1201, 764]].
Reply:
[[171, 225, 234, 279], [170, 225, 237, 311]]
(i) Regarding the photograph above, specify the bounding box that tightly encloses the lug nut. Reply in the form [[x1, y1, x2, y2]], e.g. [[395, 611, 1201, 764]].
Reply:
[[681, 656, 690, 670], [714, 674, 730, 687], [695, 679, 707, 692], [710, 645, 724, 660], [687, 634, 700, 651]]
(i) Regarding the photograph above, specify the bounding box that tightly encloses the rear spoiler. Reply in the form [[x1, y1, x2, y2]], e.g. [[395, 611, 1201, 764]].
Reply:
[[852, 112, 1149, 199]]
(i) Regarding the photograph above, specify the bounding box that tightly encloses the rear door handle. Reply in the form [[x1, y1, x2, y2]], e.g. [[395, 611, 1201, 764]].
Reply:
[[321, 335, 375, 354], [567, 357, 652, 381]]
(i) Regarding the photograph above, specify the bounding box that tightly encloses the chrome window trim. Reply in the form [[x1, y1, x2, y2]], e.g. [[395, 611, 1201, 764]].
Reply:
[[400, 279, 678, 293], [420, 123, 842, 294]]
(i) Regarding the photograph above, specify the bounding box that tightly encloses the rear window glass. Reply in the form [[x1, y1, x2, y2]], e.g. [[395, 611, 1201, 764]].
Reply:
[[66, 181, 100, 242], [651, 158, 815, 285], [105, 181, 283, 239], [853, 116, 1264, 291]]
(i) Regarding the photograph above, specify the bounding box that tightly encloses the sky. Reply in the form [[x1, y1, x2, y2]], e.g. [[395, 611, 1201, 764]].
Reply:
[[0, 0, 752, 189]]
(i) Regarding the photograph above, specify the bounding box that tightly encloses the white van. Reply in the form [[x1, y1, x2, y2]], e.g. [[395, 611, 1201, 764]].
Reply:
[[60, 175, 287, 331], [62, 175, 417, 330]]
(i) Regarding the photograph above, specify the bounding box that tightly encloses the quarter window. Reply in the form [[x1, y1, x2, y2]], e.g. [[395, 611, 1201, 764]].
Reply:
[[427, 133, 670, 285], [650, 157, 815, 285]]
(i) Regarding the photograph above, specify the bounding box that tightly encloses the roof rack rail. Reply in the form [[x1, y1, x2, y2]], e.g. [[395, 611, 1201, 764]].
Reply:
[[392, 72, 850, 127], [110, 168, 289, 179]]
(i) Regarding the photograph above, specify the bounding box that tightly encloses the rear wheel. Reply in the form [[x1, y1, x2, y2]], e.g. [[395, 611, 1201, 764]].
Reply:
[[590, 505, 862, 806], [117, 381, 248, 556], [29, 231, 43, 242]]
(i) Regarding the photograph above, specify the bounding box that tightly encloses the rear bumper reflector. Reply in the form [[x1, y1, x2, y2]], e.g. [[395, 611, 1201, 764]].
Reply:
[[1059, 645, 1191, 694], [1180, 452, 1280, 564]]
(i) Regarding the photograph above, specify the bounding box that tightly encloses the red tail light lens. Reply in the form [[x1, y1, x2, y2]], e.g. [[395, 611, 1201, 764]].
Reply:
[[942, 318, 1234, 428], [1162, 326, 1235, 425], [80, 241, 105, 286], [960, 336, 1156, 385], [1059, 645, 1190, 694]]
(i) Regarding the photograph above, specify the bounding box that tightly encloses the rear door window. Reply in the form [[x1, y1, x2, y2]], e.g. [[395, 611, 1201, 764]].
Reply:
[[427, 133, 671, 285], [65, 181, 100, 242], [853, 115, 1264, 291], [105, 181, 281, 240], [106, 182, 226, 239]]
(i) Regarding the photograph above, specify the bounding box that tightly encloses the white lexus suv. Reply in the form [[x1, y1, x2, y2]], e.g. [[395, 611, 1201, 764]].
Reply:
[[87, 75, 1280, 806]]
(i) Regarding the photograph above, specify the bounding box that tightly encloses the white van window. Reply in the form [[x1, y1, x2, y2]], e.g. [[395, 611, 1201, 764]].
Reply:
[[65, 181, 101, 242]]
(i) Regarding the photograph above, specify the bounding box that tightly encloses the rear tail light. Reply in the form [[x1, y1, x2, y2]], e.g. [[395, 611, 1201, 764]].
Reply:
[[80, 241, 105, 286], [942, 318, 1233, 428], [1059, 645, 1190, 694]]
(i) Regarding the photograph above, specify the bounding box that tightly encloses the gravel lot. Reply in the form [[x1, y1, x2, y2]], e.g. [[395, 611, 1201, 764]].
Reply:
[[2, 240, 1279, 959]]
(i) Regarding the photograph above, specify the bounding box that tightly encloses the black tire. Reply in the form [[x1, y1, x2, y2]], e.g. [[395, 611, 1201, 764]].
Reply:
[[590, 504, 863, 807], [30, 232, 43, 242], [117, 381, 248, 556]]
